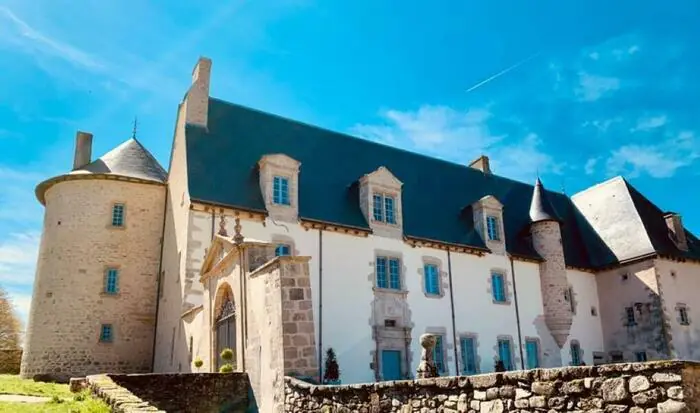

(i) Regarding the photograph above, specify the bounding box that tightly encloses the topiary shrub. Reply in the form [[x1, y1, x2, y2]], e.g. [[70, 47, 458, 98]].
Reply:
[[219, 364, 234, 373], [219, 348, 235, 373], [193, 356, 204, 371]]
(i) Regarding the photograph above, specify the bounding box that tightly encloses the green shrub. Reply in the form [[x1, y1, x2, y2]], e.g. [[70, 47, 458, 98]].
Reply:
[[193, 357, 204, 370], [219, 363, 234, 373], [220, 348, 234, 361]]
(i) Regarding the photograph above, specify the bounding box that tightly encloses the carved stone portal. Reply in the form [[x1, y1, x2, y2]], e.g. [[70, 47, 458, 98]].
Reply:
[[416, 334, 438, 379]]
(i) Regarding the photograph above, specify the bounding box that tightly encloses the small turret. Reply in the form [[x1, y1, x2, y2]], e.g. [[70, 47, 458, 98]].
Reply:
[[528, 178, 571, 348]]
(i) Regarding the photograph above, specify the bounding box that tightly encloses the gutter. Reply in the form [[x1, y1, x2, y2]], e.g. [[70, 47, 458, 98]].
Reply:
[[447, 250, 459, 374], [509, 255, 525, 370], [150, 186, 169, 372]]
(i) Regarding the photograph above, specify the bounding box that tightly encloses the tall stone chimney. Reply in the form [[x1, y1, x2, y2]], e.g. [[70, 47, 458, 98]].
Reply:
[[184, 56, 212, 128], [468, 155, 491, 174], [664, 212, 688, 251], [72, 131, 93, 170]]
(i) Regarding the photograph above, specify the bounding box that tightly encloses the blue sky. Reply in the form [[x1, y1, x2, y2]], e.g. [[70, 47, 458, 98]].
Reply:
[[1, 0, 699, 329]]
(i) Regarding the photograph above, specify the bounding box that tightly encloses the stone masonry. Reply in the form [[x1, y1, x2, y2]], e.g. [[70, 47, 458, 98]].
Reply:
[[21, 179, 165, 382], [285, 360, 700, 412], [530, 220, 573, 348]]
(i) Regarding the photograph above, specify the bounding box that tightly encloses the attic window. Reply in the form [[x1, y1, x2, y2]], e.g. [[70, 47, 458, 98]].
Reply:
[[372, 193, 396, 224], [272, 176, 290, 206], [486, 215, 500, 241]]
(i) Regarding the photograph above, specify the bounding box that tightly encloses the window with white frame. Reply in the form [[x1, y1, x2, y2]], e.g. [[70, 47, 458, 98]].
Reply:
[[372, 193, 396, 224], [272, 176, 290, 205], [486, 215, 500, 241], [424, 263, 440, 296], [376, 256, 401, 290]]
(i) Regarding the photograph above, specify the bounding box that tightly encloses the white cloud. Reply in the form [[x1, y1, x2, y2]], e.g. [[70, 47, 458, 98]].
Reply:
[[575, 72, 621, 102], [632, 115, 668, 132], [605, 131, 699, 178], [584, 158, 599, 175], [489, 133, 566, 181], [0, 231, 40, 285]]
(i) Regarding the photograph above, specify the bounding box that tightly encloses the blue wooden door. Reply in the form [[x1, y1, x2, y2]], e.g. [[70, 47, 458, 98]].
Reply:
[[381, 350, 402, 381]]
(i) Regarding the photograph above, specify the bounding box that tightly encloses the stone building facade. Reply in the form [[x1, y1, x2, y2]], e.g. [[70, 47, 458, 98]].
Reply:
[[20, 56, 700, 384]]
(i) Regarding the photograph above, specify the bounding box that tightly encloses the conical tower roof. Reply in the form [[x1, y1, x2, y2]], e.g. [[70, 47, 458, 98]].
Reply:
[[529, 178, 561, 223], [36, 138, 167, 204]]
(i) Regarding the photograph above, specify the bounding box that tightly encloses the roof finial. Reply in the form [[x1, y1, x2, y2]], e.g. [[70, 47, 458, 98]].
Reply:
[[218, 214, 228, 236], [131, 116, 138, 139], [233, 217, 244, 244]]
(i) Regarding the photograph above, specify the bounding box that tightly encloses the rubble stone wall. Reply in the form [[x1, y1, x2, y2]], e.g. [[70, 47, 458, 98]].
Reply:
[[285, 361, 700, 412]]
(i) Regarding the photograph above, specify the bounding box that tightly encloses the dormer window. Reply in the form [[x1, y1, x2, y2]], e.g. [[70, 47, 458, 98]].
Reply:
[[272, 176, 290, 206], [373, 193, 396, 224], [486, 215, 500, 241]]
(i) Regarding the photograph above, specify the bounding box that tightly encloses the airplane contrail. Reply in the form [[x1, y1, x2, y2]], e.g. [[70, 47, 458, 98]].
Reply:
[[465, 51, 542, 93]]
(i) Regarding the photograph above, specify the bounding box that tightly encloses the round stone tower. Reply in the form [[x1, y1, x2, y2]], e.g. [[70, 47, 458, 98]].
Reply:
[[20, 131, 167, 382], [528, 178, 572, 349]]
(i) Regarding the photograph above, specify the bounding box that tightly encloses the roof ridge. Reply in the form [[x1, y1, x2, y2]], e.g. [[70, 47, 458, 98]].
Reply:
[[207, 96, 547, 191]]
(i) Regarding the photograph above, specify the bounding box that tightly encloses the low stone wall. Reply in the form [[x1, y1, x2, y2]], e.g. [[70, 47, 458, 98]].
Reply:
[[0, 350, 22, 374], [87, 372, 256, 413], [285, 361, 700, 412]]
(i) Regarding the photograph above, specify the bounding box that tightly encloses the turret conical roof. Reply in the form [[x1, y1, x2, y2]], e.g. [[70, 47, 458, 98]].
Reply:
[[529, 178, 561, 223]]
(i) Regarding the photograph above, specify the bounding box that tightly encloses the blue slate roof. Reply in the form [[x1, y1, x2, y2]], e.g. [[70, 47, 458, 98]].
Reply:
[[184, 97, 698, 269]]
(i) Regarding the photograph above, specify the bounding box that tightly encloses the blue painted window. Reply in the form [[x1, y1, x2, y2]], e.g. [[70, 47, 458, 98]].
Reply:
[[635, 351, 647, 362], [104, 268, 119, 294], [460, 337, 477, 375], [275, 244, 291, 256], [432, 335, 445, 374], [491, 272, 506, 303], [272, 176, 290, 205], [525, 339, 539, 369], [112, 204, 125, 227], [424, 264, 440, 295], [570, 342, 582, 366], [384, 196, 396, 224], [497, 339, 512, 370], [376, 257, 401, 290], [486, 215, 500, 241], [100, 324, 113, 342], [372, 193, 397, 224]]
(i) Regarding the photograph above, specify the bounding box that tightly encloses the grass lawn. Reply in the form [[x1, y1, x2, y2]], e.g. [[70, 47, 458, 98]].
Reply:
[[0, 375, 110, 413]]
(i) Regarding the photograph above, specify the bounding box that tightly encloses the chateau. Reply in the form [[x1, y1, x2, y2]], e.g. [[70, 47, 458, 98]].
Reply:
[[20, 57, 700, 385]]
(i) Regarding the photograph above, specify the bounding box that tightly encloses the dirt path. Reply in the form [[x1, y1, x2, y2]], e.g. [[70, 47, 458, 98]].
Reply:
[[0, 394, 52, 403]]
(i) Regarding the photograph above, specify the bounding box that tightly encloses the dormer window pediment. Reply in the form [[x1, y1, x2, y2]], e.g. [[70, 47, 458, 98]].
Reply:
[[471, 194, 506, 255], [359, 166, 403, 239], [258, 153, 301, 222]]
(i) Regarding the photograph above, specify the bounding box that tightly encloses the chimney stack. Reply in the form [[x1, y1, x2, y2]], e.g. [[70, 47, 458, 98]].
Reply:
[[73, 131, 93, 170], [664, 212, 688, 251], [184, 56, 212, 128], [468, 155, 491, 174]]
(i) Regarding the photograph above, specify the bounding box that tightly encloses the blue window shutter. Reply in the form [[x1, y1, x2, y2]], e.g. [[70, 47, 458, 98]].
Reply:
[[424, 265, 439, 295], [105, 269, 119, 294], [525, 340, 539, 369], [461, 337, 477, 374], [492, 273, 505, 302], [498, 340, 512, 370], [280, 177, 289, 205], [376, 257, 387, 288], [389, 259, 400, 290], [373, 194, 384, 221], [275, 244, 291, 256], [433, 336, 445, 374], [384, 196, 395, 224]]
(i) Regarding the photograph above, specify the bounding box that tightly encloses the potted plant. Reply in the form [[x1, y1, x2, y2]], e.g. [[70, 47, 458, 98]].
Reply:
[[323, 348, 341, 385]]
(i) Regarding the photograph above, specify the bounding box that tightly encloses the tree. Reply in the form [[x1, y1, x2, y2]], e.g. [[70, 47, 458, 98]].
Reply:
[[0, 286, 21, 350], [323, 348, 340, 384]]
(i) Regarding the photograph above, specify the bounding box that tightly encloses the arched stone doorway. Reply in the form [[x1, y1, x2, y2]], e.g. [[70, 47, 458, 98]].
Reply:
[[214, 284, 236, 371]]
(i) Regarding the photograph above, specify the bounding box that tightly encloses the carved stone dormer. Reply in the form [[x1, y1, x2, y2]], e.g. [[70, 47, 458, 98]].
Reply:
[[258, 154, 301, 223], [359, 166, 403, 239], [471, 195, 505, 255]]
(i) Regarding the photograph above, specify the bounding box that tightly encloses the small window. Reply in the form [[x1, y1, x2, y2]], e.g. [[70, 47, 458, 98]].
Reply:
[[570, 342, 582, 366], [486, 215, 500, 241], [100, 324, 113, 342], [671, 270, 677, 278], [635, 351, 647, 362], [491, 272, 506, 303], [610, 351, 624, 362], [424, 264, 440, 296], [679, 307, 690, 326], [272, 176, 290, 205], [104, 268, 119, 294], [111, 204, 125, 227], [275, 244, 291, 256], [372, 193, 397, 224], [432, 335, 446, 374], [376, 257, 401, 290], [621, 273, 629, 282], [497, 338, 513, 370], [591, 306, 598, 317], [384, 319, 396, 328], [460, 336, 478, 375], [525, 339, 540, 369], [625, 307, 636, 326], [564, 287, 575, 313]]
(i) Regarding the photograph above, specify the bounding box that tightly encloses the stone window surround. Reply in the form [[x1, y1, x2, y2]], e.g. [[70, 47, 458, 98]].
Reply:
[[457, 332, 481, 375], [493, 334, 519, 370], [523, 336, 542, 369], [271, 234, 297, 256], [108, 200, 127, 230], [371, 249, 407, 294], [471, 195, 505, 254], [485, 215, 501, 241], [272, 175, 291, 206], [371, 191, 400, 227], [425, 327, 452, 376], [359, 167, 404, 239], [569, 339, 584, 366], [258, 154, 301, 222], [487, 267, 511, 305], [372, 345, 408, 381], [101, 264, 122, 296], [675, 303, 691, 326], [418, 256, 446, 299]]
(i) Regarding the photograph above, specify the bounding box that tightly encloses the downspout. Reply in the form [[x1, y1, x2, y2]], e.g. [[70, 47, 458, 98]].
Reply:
[[150, 185, 169, 372], [208, 209, 215, 372], [317, 230, 324, 382], [509, 255, 525, 370], [447, 250, 459, 375], [239, 247, 247, 371]]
